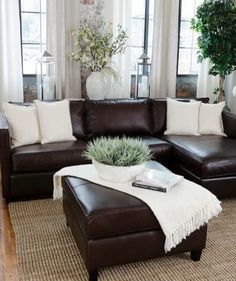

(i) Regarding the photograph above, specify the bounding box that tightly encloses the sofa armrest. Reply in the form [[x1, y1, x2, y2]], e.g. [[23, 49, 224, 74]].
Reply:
[[222, 110, 236, 139], [0, 111, 12, 198]]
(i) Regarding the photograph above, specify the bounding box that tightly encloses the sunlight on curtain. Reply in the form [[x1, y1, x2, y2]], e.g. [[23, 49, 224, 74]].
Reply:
[[104, 0, 132, 98], [150, 0, 180, 98], [46, 0, 81, 99], [0, 0, 23, 108]]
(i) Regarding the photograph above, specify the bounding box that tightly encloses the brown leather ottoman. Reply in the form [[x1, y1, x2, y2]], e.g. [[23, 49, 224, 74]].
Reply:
[[62, 176, 208, 281]]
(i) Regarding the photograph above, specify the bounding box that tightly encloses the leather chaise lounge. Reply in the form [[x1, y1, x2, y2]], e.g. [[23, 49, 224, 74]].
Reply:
[[0, 98, 236, 201]]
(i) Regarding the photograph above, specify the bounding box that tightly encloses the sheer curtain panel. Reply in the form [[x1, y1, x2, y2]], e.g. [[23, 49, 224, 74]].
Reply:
[[150, 0, 180, 98], [104, 0, 132, 98], [46, 0, 81, 99], [196, 59, 219, 102], [0, 0, 23, 109], [197, 60, 236, 108]]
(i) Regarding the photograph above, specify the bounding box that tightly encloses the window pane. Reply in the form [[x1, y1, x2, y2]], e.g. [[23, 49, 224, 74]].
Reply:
[[178, 48, 191, 74], [132, 0, 145, 19], [41, 0, 46, 13], [131, 18, 145, 47], [148, 19, 153, 47], [22, 45, 41, 75], [148, 47, 152, 61], [41, 14, 46, 44], [149, 0, 155, 20], [181, 0, 195, 20], [190, 49, 200, 74], [131, 47, 143, 74], [22, 13, 41, 44], [21, 0, 40, 12], [179, 21, 193, 48]]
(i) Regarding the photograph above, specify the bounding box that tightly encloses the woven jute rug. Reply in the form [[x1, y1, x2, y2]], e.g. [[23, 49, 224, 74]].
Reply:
[[9, 199, 236, 281]]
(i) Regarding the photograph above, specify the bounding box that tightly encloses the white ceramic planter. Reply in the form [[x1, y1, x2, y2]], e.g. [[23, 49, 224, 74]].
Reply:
[[86, 71, 110, 100], [92, 159, 145, 183]]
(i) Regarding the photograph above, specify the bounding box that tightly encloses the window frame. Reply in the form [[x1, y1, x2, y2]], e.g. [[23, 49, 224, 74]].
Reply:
[[19, 0, 46, 77]]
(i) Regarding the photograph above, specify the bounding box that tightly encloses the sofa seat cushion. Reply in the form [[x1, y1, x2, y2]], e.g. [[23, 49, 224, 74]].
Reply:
[[63, 177, 160, 239], [12, 141, 90, 173], [162, 135, 236, 179], [141, 137, 172, 164]]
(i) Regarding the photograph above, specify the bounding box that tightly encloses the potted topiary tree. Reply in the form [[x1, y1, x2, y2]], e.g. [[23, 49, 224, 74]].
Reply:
[[191, 0, 236, 103]]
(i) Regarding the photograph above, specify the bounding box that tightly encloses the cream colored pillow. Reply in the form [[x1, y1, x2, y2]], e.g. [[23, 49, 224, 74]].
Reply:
[[34, 99, 76, 144], [199, 102, 226, 135], [164, 98, 201, 136], [3, 103, 40, 148]]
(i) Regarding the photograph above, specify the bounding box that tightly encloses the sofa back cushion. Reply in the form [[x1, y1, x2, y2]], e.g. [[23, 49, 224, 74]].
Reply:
[[70, 100, 87, 139], [222, 110, 236, 139], [85, 99, 153, 137], [151, 99, 167, 135]]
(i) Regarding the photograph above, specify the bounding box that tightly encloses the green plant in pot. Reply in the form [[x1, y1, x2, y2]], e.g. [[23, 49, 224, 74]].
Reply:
[[70, 20, 128, 100], [191, 0, 236, 103], [84, 137, 151, 183]]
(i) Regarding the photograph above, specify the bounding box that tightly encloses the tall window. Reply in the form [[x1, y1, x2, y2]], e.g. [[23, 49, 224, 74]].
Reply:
[[177, 0, 202, 75], [130, 0, 154, 75], [19, 0, 46, 75]]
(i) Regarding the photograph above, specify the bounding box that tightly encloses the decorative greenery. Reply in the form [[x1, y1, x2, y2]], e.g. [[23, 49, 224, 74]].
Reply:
[[69, 20, 128, 80], [85, 137, 151, 167], [191, 0, 236, 103]]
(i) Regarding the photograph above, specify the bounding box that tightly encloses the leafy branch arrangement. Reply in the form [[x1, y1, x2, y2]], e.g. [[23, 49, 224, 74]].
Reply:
[[69, 20, 128, 80], [85, 137, 151, 167], [191, 0, 236, 103]]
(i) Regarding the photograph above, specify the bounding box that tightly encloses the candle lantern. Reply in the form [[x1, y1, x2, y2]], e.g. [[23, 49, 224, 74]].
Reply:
[[36, 51, 56, 100], [136, 53, 151, 99]]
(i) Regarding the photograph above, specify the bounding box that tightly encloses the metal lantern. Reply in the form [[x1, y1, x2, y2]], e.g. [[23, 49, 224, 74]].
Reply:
[[135, 53, 151, 99], [36, 51, 56, 100]]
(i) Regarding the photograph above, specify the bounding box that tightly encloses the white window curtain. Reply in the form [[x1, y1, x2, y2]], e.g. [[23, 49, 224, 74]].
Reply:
[[0, 0, 23, 109], [197, 59, 236, 110], [196, 59, 219, 102], [104, 0, 132, 98], [46, 0, 81, 99], [150, 0, 180, 98]]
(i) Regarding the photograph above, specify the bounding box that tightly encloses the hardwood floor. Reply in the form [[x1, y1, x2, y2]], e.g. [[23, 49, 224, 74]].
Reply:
[[0, 177, 19, 281]]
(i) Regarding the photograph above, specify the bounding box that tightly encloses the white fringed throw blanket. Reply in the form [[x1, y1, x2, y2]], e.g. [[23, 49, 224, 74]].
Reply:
[[53, 164, 222, 252]]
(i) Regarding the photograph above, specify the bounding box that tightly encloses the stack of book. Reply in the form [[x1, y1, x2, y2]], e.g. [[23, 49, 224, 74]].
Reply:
[[132, 169, 184, 193]]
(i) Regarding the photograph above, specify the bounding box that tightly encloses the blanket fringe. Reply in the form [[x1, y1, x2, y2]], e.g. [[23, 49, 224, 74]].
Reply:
[[164, 197, 222, 252]]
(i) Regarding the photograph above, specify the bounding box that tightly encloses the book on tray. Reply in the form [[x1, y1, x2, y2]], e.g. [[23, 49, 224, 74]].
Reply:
[[132, 169, 184, 193]]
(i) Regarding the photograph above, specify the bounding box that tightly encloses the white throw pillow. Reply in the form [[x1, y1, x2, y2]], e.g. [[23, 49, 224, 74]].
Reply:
[[199, 102, 226, 135], [34, 99, 76, 144], [3, 103, 40, 148], [164, 98, 201, 136]]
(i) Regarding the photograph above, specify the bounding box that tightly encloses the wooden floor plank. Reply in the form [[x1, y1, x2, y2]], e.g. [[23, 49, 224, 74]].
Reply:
[[0, 174, 19, 281]]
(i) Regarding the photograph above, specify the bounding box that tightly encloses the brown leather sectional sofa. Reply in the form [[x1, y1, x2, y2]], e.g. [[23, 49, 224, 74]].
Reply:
[[0, 99, 236, 201]]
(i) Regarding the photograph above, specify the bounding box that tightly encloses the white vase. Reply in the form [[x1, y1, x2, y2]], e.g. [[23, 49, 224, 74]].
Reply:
[[92, 159, 145, 183], [86, 71, 110, 100]]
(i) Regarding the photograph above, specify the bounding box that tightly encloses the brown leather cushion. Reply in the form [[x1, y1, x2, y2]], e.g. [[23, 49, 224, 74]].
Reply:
[[141, 136, 172, 164], [85, 99, 153, 137], [63, 177, 160, 239], [162, 135, 236, 179], [12, 141, 90, 172], [222, 110, 236, 139], [70, 100, 87, 139]]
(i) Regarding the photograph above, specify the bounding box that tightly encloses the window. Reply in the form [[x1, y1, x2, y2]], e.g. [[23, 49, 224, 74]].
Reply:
[[130, 0, 154, 75], [177, 0, 203, 75], [19, 0, 47, 75]]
